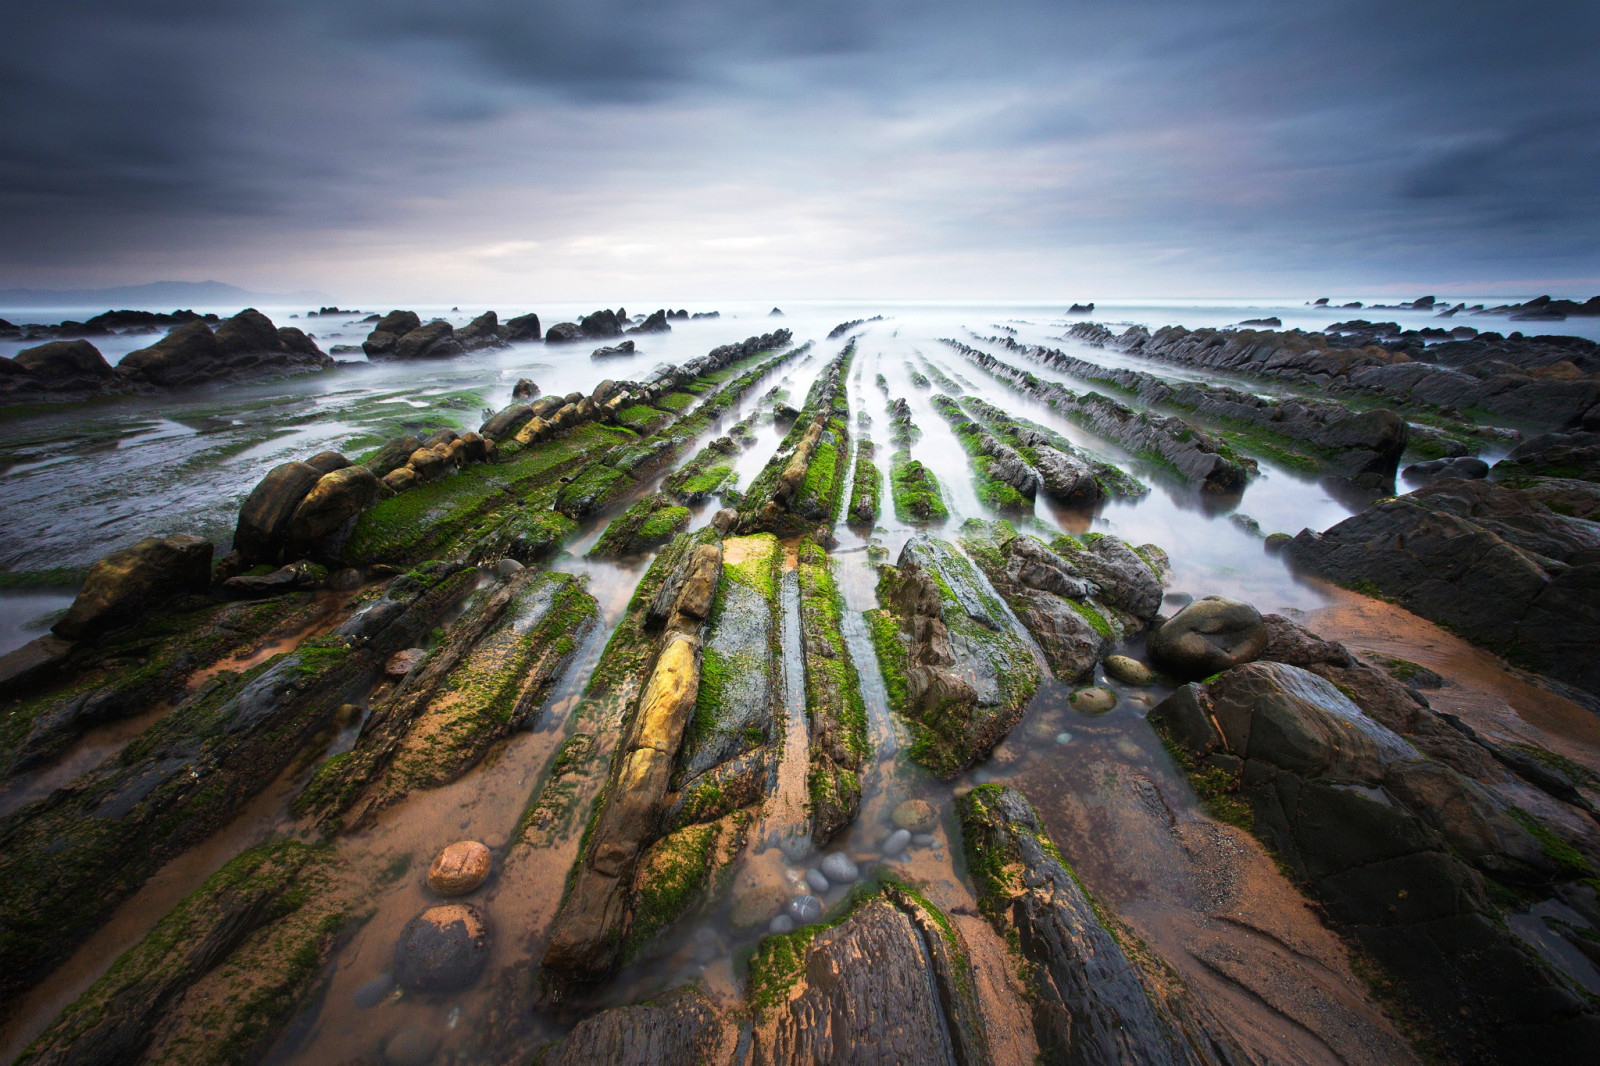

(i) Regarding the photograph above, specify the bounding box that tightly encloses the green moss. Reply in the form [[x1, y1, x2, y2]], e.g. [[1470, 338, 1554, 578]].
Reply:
[[890, 453, 948, 522], [1507, 807, 1595, 879], [1154, 731, 1254, 831], [0, 567, 85, 589], [627, 822, 718, 953], [1065, 598, 1114, 641], [654, 391, 698, 413], [865, 608, 909, 713]]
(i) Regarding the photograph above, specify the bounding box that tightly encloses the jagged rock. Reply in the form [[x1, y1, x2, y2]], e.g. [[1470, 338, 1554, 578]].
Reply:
[[511, 377, 539, 400], [1494, 430, 1600, 482], [51, 534, 212, 640], [1148, 597, 1267, 680], [394, 904, 489, 992]]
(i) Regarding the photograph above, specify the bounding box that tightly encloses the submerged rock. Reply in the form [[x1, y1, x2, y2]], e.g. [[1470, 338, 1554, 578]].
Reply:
[[394, 904, 490, 992], [427, 841, 492, 896], [1147, 596, 1267, 680]]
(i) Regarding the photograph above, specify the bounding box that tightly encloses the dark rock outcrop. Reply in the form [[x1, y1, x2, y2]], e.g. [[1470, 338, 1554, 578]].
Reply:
[[627, 309, 670, 334], [959, 785, 1235, 1064], [501, 312, 542, 341], [539, 987, 732, 1065], [1151, 662, 1600, 1063], [53, 535, 214, 640], [1288, 478, 1600, 695], [119, 310, 330, 387]]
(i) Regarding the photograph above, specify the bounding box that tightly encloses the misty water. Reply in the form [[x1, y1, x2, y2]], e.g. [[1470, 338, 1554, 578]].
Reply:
[[3, 299, 1594, 1064]]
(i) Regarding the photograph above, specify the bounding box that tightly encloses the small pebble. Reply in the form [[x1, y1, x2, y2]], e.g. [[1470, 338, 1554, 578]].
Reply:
[[912, 833, 935, 847], [819, 852, 859, 883], [805, 869, 830, 894], [1055, 731, 1073, 745], [769, 915, 796, 934], [789, 894, 823, 924], [882, 828, 912, 856], [496, 558, 524, 579], [891, 799, 939, 832], [353, 972, 394, 1009], [1069, 686, 1117, 715]]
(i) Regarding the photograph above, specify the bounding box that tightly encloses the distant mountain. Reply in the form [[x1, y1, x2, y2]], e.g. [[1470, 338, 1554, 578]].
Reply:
[[0, 280, 332, 311]]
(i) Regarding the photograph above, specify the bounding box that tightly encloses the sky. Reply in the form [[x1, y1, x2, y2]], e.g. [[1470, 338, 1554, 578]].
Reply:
[[3, 0, 1598, 303]]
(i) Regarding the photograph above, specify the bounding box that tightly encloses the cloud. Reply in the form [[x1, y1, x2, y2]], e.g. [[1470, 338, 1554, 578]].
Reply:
[[0, 0, 1597, 297]]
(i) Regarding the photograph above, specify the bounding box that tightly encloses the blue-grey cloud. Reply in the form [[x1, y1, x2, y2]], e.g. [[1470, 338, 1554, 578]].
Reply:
[[1, 0, 1596, 296]]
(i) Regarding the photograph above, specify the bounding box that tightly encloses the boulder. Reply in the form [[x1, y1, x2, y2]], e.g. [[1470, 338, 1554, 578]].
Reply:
[[511, 377, 539, 400], [234, 461, 326, 564], [13, 339, 115, 383], [119, 320, 223, 385], [455, 310, 503, 349], [361, 436, 422, 478], [580, 309, 623, 338], [479, 403, 534, 441], [363, 310, 420, 355], [1148, 596, 1267, 679], [591, 340, 636, 359], [1403, 456, 1489, 484], [390, 320, 459, 360], [502, 312, 541, 341], [276, 326, 321, 356], [53, 534, 213, 640], [394, 904, 489, 992], [427, 841, 492, 896], [628, 309, 671, 334], [544, 321, 584, 343], [213, 308, 280, 354], [305, 450, 349, 474], [408, 448, 449, 482], [284, 465, 383, 561]]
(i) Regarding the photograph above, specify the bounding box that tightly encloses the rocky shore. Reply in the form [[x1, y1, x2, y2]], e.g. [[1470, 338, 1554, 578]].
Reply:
[[1, 310, 1597, 1066]]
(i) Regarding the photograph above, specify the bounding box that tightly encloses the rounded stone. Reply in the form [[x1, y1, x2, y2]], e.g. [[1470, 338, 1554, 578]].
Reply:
[[768, 914, 795, 934], [1102, 655, 1156, 686], [427, 840, 492, 896], [891, 799, 939, 833], [1054, 731, 1074, 745], [882, 828, 912, 856], [1069, 686, 1118, 714], [384, 1027, 439, 1066], [730, 883, 790, 931], [804, 868, 830, 894], [353, 972, 394, 1009], [386, 648, 427, 678], [911, 833, 936, 847], [394, 904, 490, 992], [495, 558, 524, 580], [819, 852, 859, 883], [788, 894, 824, 924], [1148, 596, 1268, 680], [1263, 533, 1293, 554]]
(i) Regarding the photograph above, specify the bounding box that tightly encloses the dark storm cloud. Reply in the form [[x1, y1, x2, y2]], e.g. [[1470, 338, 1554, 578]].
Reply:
[[1, 0, 1597, 291]]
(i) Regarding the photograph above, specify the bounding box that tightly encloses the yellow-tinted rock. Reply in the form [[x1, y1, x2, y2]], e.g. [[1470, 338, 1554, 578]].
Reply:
[[427, 841, 492, 896], [891, 799, 939, 832]]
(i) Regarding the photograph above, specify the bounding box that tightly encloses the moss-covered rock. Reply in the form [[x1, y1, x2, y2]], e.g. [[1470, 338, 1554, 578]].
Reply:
[[797, 538, 870, 843]]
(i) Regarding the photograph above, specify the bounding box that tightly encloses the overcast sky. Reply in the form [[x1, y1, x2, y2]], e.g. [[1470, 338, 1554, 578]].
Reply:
[[3, 0, 1597, 302]]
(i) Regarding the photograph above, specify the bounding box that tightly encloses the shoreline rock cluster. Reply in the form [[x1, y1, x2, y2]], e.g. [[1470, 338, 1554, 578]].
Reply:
[[1, 307, 331, 397]]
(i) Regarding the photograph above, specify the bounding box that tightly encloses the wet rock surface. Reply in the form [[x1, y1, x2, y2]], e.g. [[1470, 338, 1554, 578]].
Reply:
[[1148, 596, 1268, 680], [395, 904, 490, 992], [1152, 661, 1600, 1062], [958, 785, 1237, 1064], [53, 534, 213, 640], [1288, 478, 1600, 696]]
